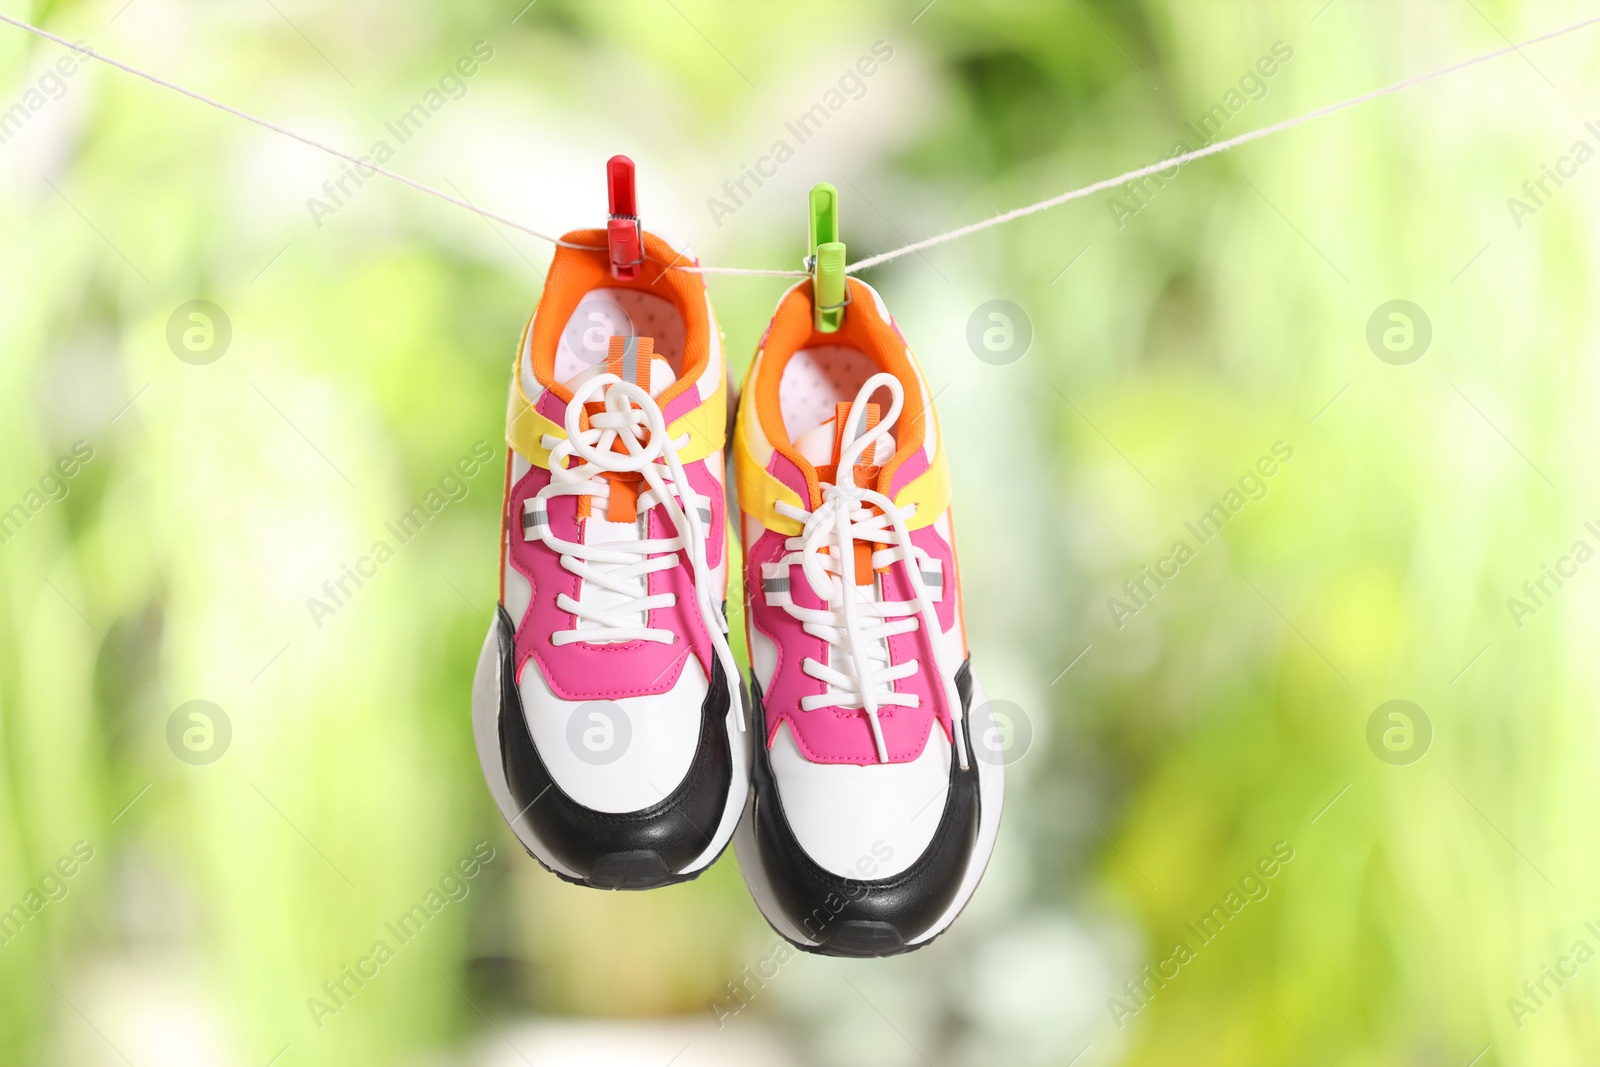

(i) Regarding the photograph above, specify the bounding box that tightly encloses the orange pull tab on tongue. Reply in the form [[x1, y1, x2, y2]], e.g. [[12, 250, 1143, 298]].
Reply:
[[605, 335, 654, 387], [821, 400, 881, 585], [583, 335, 655, 522], [830, 400, 880, 471]]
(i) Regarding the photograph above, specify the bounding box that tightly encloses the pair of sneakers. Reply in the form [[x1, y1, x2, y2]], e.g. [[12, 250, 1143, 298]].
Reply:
[[470, 226, 1003, 958]]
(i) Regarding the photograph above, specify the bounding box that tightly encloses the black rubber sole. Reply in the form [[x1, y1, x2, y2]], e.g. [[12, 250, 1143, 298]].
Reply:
[[491, 606, 738, 889], [522, 835, 737, 892], [734, 662, 1005, 959]]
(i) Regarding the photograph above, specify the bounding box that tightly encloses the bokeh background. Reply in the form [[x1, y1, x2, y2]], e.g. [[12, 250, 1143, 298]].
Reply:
[[4, 0, 1600, 1063]]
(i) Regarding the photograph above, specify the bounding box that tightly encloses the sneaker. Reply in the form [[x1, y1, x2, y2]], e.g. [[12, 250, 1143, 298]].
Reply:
[[471, 226, 748, 890], [731, 277, 1003, 955]]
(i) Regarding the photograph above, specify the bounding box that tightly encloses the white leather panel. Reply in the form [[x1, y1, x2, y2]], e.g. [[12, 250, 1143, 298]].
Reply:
[[768, 719, 950, 879]]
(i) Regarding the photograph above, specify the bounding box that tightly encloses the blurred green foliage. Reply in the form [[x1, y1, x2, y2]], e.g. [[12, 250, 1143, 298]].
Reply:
[[3, 0, 1599, 1064]]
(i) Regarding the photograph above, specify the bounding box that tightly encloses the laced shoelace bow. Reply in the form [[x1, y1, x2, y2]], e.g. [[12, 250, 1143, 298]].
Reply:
[[772, 373, 967, 768], [530, 373, 744, 731]]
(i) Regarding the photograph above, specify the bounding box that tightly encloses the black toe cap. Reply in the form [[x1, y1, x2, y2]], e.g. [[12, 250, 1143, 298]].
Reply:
[[748, 663, 980, 956], [494, 606, 732, 887]]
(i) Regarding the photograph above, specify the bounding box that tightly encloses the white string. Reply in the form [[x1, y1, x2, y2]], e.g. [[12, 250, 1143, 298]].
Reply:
[[3, 10, 1597, 278], [0, 10, 602, 252], [846, 13, 1600, 273], [683, 265, 808, 276]]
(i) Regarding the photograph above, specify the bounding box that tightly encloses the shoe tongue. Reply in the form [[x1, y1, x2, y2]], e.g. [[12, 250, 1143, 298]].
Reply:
[[795, 401, 892, 485], [794, 401, 894, 588], [556, 335, 678, 528], [560, 340, 682, 641], [561, 335, 677, 397], [606, 336, 675, 396]]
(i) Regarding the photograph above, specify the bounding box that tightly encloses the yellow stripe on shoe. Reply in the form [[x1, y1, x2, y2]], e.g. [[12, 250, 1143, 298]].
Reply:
[[732, 383, 949, 537], [505, 375, 728, 469]]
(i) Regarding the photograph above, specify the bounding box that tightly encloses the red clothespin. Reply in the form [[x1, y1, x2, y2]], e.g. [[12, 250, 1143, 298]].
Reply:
[[606, 155, 642, 280]]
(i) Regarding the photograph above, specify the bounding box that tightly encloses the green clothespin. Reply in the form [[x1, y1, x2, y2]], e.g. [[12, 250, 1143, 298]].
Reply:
[[807, 183, 848, 333]]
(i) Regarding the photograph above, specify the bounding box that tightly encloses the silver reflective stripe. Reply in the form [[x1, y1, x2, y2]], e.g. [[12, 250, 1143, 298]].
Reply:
[[621, 336, 639, 383], [521, 502, 547, 537], [845, 402, 867, 443], [920, 569, 943, 589], [762, 577, 790, 593], [697, 505, 714, 524]]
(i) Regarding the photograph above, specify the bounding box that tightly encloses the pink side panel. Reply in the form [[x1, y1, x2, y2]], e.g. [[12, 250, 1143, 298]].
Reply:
[[746, 526, 951, 768], [886, 446, 929, 498], [683, 459, 727, 572], [888, 525, 957, 634], [661, 389, 699, 425], [508, 462, 717, 701], [768, 450, 814, 509], [535, 389, 567, 425]]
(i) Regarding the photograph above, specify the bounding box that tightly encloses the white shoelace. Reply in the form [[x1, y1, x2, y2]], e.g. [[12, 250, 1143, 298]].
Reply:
[[531, 374, 743, 730], [772, 373, 968, 768]]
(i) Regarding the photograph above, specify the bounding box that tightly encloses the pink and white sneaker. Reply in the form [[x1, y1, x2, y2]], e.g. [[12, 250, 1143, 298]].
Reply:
[[471, 220, 748, 890], [731, 277, 1003, 955]]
